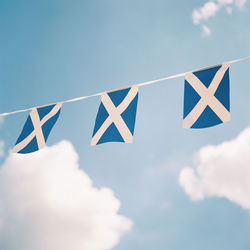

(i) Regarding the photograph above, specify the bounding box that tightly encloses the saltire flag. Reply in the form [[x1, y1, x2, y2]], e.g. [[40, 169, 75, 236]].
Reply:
[[12, 103, 62, 154], [91, 86, 139, 146], [183, 62, 230, 129]]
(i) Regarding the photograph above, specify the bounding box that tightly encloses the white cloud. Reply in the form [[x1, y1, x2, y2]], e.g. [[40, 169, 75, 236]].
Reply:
[[192, 2, 220, 25], [217, 0, 234, 4], [179, 127, 250, 210], [235, 0, 247, 8], [202, 25, 212, 36], [0, 141, 4, 158], [192, 0, 248, 35], [0, 140, 132, 250]]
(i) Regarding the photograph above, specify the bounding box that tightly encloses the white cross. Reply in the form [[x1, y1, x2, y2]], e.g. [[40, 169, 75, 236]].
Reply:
[[12, 103, 62, 153], [91, 86, 138, 146], [183, 63, 230, 128]]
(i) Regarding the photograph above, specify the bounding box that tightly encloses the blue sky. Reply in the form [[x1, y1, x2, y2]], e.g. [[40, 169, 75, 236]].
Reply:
[[1, 0, 250, 250]]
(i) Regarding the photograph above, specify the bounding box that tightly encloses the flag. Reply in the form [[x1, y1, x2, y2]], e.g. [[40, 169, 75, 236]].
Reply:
[[91, 86, 139, 145], [183, 63, 230, 129], [13, 103, 62, 154]]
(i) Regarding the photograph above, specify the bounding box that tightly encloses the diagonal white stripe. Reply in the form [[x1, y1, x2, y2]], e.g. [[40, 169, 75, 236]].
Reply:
[[183, 63, 230, 128], [116, 86, 139, 114], [102, 94, 133, 143], [208, 63, 230, 94], [183, 72, 230, 128], [183, 98, 208, 128], [91, 86, 138, 146], [40, 103, 62, 125], [30, 108, 46, 149], [12, 103, 62, 153], [12, 130, 37, 153]]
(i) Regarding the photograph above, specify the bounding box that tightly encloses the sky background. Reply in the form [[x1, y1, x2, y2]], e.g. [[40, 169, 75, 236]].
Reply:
[[0, 0, 250, 250]]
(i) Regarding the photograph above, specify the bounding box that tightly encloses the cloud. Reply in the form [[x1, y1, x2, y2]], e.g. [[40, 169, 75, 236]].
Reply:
[[192, 2, 220, 25], [0, 141, 132, 250], [192, 0, 248, 35], [0, 141, 4, 158], [179, 127, 250, 210], [235, 0, 247, 8], [217, 0, 234, 5], [202, 25, 212, 37]]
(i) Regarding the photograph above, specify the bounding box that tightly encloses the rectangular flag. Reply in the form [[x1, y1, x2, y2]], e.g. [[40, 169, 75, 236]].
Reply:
[[12, 103, 62, 154], [183, 63, 230, 129], [91, 86, 139, 146]]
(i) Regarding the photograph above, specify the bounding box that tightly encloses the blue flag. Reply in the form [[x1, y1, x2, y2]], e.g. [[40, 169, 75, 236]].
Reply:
[[91, 86, 139, 145], [183, 63, 230, 129], [13, 103, 62, 154]]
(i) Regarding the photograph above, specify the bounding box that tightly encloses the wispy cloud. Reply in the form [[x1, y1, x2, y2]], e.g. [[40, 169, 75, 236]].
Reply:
[[235, 0, 247, 8], [179, 127, 250, 210], [192, 2, 220, 25], [192, 0, 248, 36], [0, 141, 4, 158], [202, 25, 212, 37], [0, 141, 132, 250]]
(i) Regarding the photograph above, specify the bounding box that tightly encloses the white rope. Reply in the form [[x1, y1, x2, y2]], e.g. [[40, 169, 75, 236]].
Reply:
[[1, 55, 250, 117]]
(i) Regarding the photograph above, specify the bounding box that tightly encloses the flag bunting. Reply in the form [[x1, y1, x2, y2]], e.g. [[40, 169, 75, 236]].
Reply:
[[12, 103, 62, 154], [0, 55, 249, 153], [91, 86, 139, 145], [183, 63, 230, 128]]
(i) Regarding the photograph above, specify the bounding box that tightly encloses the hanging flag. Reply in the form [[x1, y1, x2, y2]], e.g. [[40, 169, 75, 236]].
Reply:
[[12, 103, 62, 154], [91, 86, 139, 146], [183, 63, 230, 129]]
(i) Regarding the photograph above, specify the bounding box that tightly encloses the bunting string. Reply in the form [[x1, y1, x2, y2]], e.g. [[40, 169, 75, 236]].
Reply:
[[0, 55, 250, 118]]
